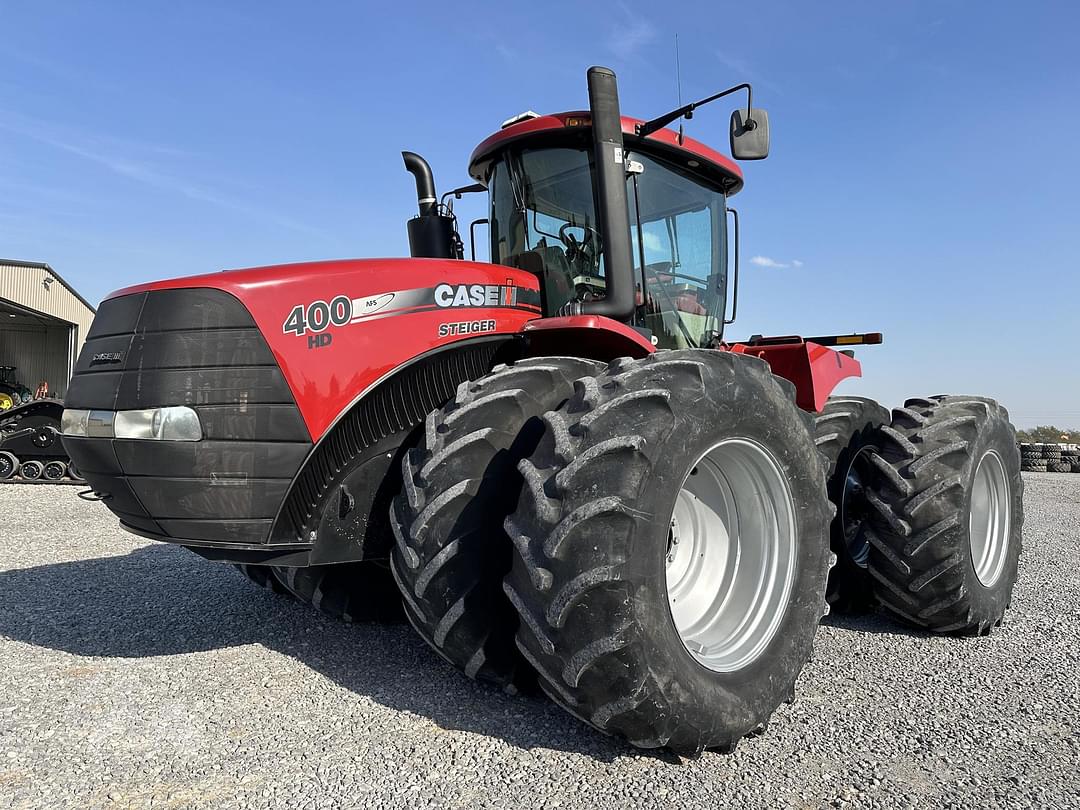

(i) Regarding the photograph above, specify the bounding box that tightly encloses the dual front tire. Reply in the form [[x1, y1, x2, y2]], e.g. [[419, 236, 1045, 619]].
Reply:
[[394, 350, 832, 754], [503, 352, 832, 753]]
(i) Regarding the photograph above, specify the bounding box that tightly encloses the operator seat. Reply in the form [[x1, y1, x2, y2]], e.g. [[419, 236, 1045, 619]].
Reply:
[[509, 248, 574, 314]]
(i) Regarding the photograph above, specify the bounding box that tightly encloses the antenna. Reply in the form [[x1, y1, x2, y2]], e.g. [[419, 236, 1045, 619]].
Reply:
[[675, 34, 684, 144]]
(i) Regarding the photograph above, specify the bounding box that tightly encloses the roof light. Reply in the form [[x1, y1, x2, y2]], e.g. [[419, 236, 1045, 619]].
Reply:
[[501, 111, 540, 129]]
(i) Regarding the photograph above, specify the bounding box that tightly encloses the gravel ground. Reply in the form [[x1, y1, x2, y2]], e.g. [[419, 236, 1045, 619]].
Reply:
[[1, 475, 1078, 810]]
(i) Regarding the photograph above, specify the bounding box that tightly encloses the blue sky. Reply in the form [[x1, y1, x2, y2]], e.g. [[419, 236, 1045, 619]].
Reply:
[[1, 2, 1077, 427]]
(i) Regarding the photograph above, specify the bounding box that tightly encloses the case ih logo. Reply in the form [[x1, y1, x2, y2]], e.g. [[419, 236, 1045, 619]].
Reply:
[[434, 282, 518, 308], [90, 352, 123, 364]]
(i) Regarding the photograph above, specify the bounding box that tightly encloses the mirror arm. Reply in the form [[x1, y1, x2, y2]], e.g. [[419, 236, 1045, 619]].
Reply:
[[636, 83, 754, 139], [469, 218, 489, 262], [440, 182, 486, 212]]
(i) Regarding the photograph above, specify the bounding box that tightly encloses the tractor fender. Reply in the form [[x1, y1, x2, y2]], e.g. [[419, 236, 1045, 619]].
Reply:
[[266, 334, 518, 561], [729, 341, 862, 412], [521, 315, 655, 362]]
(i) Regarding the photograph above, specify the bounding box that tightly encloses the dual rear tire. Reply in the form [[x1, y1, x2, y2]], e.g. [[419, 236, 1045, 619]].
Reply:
[[813, 397, 891, 612], [864, 397, 1023, 633], [813, 394, 1023, 633]]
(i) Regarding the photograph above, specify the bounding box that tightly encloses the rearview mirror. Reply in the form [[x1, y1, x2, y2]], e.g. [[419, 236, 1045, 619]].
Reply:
[[730, 108, 770, 160]]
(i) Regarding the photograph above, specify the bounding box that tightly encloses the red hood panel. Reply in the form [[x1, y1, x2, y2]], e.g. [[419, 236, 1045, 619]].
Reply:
[[110, 259, 541, 440]]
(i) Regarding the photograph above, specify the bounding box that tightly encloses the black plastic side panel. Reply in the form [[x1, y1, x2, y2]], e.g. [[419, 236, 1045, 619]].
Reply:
[[138, 288, 256, 331], [115, 367, 292, 408], [194, 405, 309, 442], [113, 440, 310, 477], [62, 288, 312, 545], [85, 293, 146, 339]]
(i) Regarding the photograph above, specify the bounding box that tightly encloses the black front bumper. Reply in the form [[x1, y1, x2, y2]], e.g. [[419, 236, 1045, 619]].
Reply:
[[64, 289, 313, 549]]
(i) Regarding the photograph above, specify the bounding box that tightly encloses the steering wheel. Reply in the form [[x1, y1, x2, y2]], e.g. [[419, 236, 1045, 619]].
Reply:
[[558, 222, 601, 263]]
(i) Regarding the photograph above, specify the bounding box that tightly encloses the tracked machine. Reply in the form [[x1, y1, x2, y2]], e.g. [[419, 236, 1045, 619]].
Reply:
[[0, 396, 79, 483], [61, 67, 1024, 754]]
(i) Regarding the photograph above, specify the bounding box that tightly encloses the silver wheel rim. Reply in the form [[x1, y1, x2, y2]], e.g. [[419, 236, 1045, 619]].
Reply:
[[969, 449, 1010, 587], [665, 438, 798, 673]]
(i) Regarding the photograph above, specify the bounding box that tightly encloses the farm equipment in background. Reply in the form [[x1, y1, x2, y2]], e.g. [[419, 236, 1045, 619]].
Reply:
[[1020, 442, 1080, 472], [0, 397, 80, 482], [0, 366, 33, 410], [60, 66, 1024, 755]]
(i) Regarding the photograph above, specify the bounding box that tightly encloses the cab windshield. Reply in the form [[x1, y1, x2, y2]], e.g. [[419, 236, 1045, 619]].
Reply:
[[628, 152, 727, 349], [488, 145, 727, 347]]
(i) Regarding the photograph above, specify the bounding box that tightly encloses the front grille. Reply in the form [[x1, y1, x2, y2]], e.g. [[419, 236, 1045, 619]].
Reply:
[[63, 289, 312, 545]]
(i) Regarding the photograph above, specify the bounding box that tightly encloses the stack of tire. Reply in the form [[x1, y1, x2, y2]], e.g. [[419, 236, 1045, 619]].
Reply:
[[1019, 442, 1080, 472]]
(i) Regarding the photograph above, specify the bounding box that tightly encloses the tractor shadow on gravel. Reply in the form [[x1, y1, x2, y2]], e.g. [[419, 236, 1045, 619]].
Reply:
[[820, 610, 934, 638], [0, 544, 677, 762]]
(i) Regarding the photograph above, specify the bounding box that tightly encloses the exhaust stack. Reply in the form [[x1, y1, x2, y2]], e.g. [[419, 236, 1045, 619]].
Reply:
[[579, 66, 636, 323], [402, 151, 461, 259], [403, 151, 437, 217]]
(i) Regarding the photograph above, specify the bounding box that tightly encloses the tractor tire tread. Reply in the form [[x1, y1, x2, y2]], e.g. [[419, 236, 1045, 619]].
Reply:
[[866, 395, 1024, 633], [504, 350, 832, 754], [390, 356, 604, 691]]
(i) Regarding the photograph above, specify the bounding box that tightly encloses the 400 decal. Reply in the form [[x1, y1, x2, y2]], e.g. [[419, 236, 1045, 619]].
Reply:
[[282, 293, 396, 336]]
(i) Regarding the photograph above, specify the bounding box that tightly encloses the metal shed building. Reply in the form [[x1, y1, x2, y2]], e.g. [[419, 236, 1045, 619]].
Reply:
[[0, 259, 96, 400]]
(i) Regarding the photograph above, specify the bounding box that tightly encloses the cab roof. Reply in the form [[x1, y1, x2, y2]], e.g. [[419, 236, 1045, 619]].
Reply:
[[468, 111, 744, 195]]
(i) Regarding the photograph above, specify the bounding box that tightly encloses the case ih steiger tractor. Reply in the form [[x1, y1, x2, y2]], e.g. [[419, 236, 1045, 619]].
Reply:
[[61, 67, 1023, 755]]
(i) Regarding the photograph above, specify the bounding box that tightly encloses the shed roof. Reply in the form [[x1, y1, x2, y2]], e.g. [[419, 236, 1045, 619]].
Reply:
[[0, 258, 97, 316]]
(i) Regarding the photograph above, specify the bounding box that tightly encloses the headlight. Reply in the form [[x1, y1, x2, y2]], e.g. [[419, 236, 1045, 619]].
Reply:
[[63, 406, 202, 442], [60, 409, 90, 436], [113, 409, 155, 439], [87, 410, 115, 438], [114, 406, 202, 441]]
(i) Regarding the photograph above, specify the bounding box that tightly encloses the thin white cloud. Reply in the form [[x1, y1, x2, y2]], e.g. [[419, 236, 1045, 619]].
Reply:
[[0, 111, 325, 237], [607, 5, 657, 61], [716, 51, 782, 95], [751, 255, 803, 269]]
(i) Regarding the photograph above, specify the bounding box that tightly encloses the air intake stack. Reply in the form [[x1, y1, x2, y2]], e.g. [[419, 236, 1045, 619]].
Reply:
[[402, 151, 462, 259]]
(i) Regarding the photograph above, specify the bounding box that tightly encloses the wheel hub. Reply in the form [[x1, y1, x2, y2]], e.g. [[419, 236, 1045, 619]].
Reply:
[[665, 438, 798, 673], [969, 449, 1011, 586], [840, 446, 876, 568]]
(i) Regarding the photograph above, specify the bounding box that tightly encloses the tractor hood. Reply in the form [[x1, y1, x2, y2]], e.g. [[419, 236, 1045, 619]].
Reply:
[[63, 258, 541, 550], [97, 258, 542, 440]]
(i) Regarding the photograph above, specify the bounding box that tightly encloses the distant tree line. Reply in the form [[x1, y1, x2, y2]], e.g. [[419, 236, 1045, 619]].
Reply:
[[1016, 426, 1077, 443]]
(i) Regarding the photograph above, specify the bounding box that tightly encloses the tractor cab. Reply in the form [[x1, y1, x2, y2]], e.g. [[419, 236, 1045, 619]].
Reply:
[[401, 68, 768, 350], [468, 112, 747, 349]]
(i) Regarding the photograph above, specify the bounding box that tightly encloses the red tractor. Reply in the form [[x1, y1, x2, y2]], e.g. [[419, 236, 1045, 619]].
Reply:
[[61, 67, 1023, 755]]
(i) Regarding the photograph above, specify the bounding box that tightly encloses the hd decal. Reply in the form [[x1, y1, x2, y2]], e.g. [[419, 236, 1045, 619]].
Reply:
[[282, 281, 540, 337]]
